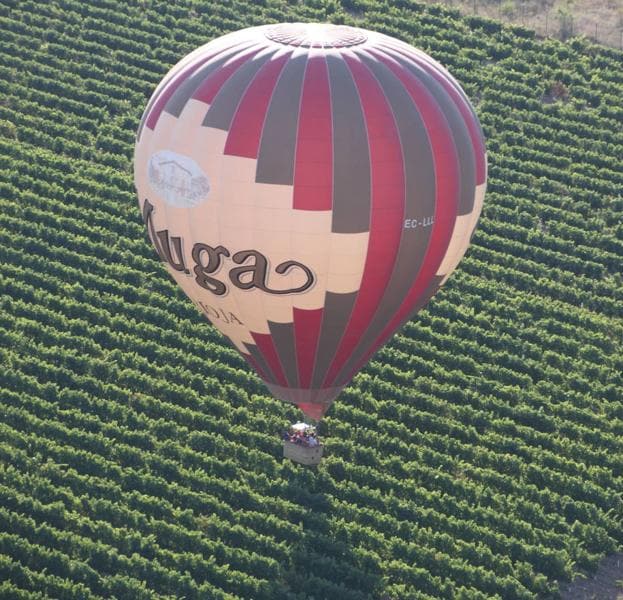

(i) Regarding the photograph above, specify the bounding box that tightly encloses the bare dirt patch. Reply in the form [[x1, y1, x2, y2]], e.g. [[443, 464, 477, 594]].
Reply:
[[420, 0, 623, 48], [558, 553, 623, 600]]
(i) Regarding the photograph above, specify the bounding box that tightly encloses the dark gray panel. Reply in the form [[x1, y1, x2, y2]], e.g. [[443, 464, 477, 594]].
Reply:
[[255, 52, 307, 185], [311, 291, 358, 388], [326, 53, 371, 234], [268, 321, 299, 388], [202, 50, 274, 130]]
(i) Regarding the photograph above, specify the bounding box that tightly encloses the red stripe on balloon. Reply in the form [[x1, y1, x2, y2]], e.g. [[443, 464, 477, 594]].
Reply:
[[342, 49, 460, 383], [293, 54, 333, 211], [385, 43, 486, 185], [191, 45, 262, 106], [250, 332, 288, 387], [224, 52, 291, 158], [145, 53, 216, 130], [293, 306, 324, 388], [322, 54, 405, 387]]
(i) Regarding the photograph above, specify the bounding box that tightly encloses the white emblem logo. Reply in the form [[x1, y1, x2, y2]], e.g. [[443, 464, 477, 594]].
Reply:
[[148, 150, 210, 208]]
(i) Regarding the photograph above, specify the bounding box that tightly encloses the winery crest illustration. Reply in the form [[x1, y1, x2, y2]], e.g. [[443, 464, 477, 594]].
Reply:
[[148, 149, 210, 207]]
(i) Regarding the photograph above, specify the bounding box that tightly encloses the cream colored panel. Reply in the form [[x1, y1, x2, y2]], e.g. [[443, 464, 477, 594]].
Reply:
[[436, 213, 472, 277], [220, 204, 257, 232], [215, 198, 259, 346], [137, 109, 253, 350], [469, 182, 486, 235], [329, 232, 369, 257], [329, 257, 364, 275], [292, 232, 329, 253], [233, 288, 271, 336], [253, 182, 295, 209], [327, 270, 365, 293], [194, 291, 257, 352], [326, 231, 369, 293], [255, 207, 293, 232], [219, 181, 257, 209], [160, 101, 212, 233], [295, 253, 329, 278], [219, 227, 256, 250], [291, 210, 332, 233], [262, 293, 295, 324], [220, 153, 257, 184], [437, 182, 486, 286], [135, 106, 201, 311], [151, 104, 255, 351], [255, 229, 292, 253], [192, 125, 228, 164], [137, 102, 212, 214]]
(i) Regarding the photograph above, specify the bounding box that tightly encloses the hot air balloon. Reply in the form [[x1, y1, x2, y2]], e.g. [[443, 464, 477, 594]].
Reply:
[[133, 23, 486, 432]]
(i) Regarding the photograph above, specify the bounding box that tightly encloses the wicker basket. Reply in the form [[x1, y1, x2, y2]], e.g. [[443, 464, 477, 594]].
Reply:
[[282, 440, 324, 466]]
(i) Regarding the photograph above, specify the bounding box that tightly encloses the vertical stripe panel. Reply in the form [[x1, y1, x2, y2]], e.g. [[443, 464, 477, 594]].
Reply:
[[326, 53, 371, 233], [336, 45, 472, 385], [322, 53, 406, 387], [383, 40, 486, 186], [334, 49, 447, 385], [255, 51, 308, 185], [382, 47, 476, 216], [245, 344, 274, 383], [293, 307, 323, 389], [269, 321, 299, 388], [243, 351, 270, 382], [250, 332, 288, 387], [292, 53, 332, 209], [307, 53, 371, 387], [224, 51, 292, 158], [311, 292, 357, 388]]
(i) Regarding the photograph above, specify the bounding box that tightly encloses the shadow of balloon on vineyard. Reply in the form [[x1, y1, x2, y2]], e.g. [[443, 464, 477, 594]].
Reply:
[[272, 464, 389, 600]]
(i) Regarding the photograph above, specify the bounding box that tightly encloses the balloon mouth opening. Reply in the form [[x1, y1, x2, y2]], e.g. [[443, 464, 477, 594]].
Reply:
[[263, 382, 345, 421], [295, 402, 328, 422]]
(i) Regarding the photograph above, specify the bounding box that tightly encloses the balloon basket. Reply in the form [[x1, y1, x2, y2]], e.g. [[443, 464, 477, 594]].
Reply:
[[283, 440, 324, 466]]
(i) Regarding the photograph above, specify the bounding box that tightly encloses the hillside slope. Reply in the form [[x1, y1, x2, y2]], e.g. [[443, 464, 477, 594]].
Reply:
[[0, 0, 622, 598]]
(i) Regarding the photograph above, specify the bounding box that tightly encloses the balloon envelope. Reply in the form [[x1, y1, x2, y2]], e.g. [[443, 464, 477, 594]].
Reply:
[[134, 23, 486, 420]]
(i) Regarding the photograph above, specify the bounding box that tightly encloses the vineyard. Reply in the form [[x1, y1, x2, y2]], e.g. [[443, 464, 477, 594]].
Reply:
[[0, 0, 622, 598]]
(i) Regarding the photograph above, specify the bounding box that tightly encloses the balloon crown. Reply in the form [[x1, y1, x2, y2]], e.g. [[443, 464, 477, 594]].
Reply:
[[265, 22, 368, 48]]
